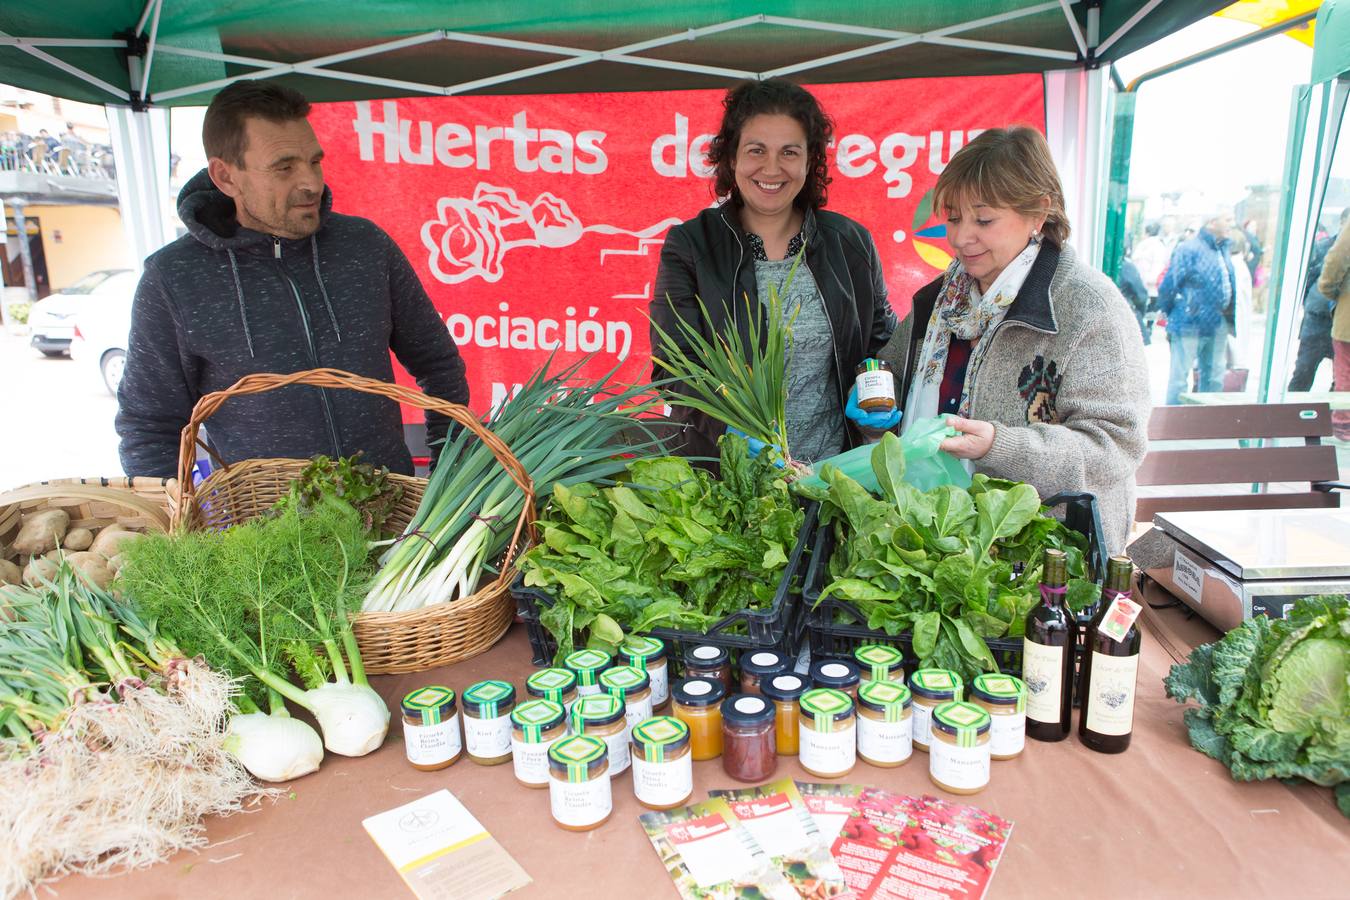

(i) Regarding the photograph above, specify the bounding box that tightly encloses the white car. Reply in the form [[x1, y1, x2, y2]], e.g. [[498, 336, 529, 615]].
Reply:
[[69, 272, 138, 395], [28, 269, 137, 359]]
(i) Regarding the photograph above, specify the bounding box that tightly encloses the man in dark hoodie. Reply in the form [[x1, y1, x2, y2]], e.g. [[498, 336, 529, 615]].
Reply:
[[116, 81, 468, 478]]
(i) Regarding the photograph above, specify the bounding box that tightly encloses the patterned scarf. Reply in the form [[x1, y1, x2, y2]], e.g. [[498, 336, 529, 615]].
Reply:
[[902, 239, 1041, 430]]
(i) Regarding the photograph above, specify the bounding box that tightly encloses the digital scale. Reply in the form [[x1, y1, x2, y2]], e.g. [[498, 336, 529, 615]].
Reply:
[[1131, 507, 1350, 632]]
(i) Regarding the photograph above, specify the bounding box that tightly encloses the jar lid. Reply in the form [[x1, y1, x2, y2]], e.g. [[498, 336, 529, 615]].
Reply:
[[526, 667, 577, 701], [740, 650, 791, 678], [672, 676, 726, 708], [631, 716, 691, 761], [510, 699, 565, 740], [617, 635, 666, 670], [810, 659, 861, 689], [972, 673, 1026, 710], [909, 668, 963, 700], [462, 680, 515, 717], [799, 688, 855, 729], [853, 644, 904, 679], [932, 701, 991, 744], [856, 358, 892, 372], [600, 665, 651, 699], [548, 734, 607, 781], [570, 692, 625, 731], [563, 649, 612, 686], [760, 673, 807, 702], [684, 644, 730, 668], [858, 679, 912, 718], [400, 685, 457, 724], [720, 694, 776, 727]]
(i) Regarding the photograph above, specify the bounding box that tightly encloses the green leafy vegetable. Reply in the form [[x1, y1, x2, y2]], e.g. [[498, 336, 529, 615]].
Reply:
[[803, 433, 1098, 682], [519, 433, 804, 659], [272, 453, 403, 538], [1165, 595, 1349, 816]]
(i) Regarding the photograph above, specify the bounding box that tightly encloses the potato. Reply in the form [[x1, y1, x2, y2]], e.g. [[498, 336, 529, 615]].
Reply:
[[63, 527, 94, 551], [65, 551, 114, 590], [23, 557, 60, 586], [90, 527, 142, 559], [0, 559, 21, 585], [106, 553, 126, 575], [13, 509, 70, 556]]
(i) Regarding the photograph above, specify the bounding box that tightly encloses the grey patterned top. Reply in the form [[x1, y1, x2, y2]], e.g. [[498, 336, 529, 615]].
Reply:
[[755, 258, 845, 463]]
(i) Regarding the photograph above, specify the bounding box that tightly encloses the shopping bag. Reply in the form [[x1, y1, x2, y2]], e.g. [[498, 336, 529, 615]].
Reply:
[[797, 416, 971, 494]]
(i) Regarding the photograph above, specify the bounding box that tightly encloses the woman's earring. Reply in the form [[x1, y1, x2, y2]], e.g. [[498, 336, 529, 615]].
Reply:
[[1031, 229, 1042, 243]]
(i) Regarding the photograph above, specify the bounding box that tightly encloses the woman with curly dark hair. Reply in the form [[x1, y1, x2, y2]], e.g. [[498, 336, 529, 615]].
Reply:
[[651, 78, 897, 464]]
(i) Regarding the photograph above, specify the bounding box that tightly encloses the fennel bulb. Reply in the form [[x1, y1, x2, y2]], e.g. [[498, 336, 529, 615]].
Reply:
[[223, 712, 324, 782], [304, 682, 390, 756]]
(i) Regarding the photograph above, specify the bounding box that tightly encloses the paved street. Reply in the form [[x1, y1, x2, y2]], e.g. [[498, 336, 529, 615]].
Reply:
[[0, 329, 122, 490]]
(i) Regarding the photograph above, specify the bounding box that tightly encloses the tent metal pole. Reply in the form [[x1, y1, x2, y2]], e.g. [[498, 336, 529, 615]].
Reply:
[[0, 38, 125, 48], [925, 36, 1077, 61], [1058, 0, 1088, 58], [140, 0, 163, 101], [1097, 0, 1166, 56], [594, 16, 765, 54], [133, 0, 158, 38], [0, 30, 130, 100], [760, 15, 913, 40], [1125, 10, 1318, 92]]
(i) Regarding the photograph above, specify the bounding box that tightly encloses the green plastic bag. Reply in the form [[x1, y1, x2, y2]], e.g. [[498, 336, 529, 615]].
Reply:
[[797, 416, 971, 494]]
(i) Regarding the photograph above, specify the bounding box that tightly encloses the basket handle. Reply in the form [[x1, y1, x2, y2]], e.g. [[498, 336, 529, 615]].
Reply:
[[0, 483, 172, 533], [172, 369, 536, 554]]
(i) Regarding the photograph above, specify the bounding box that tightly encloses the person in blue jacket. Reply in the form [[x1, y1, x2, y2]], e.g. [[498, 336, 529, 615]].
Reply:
[[1157, 210, 1236, 404]]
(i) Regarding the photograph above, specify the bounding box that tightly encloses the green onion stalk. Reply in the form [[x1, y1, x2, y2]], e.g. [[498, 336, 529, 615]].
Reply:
[[649, 249, 801, 466], [363, 356, 669, 613]]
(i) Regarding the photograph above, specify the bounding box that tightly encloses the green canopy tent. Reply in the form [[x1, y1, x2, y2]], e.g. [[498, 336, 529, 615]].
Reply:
[[1, 1, 1228, 269]]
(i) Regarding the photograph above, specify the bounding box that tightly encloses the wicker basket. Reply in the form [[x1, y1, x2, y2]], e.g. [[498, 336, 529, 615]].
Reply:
[[170, 368, 534, 674], [1, 478, 173, 573]]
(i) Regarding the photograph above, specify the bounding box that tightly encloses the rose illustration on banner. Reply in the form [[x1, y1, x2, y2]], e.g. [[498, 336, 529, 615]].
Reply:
[[422, 182, 681, 285]]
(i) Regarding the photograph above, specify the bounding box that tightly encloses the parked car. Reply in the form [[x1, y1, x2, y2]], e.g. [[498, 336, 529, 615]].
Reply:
[[69, 276, 136, 395], [28, 269, 136, 357]]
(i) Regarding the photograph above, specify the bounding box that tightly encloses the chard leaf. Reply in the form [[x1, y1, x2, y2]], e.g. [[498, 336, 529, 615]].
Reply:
[[913, 611, 941, 659], [974, 484, 1040, 552], [870, 433, 907, 502]]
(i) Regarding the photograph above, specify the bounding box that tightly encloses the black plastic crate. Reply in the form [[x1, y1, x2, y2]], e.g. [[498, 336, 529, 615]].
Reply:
[[803, 492, 1107, 689], [515, 500, 819, 668]]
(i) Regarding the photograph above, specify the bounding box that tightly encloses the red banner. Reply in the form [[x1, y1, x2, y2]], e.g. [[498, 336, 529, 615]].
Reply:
[[309, 75, 1045, 415]]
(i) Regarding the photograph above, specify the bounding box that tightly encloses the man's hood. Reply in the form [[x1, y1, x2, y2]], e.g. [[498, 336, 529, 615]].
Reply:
[[176, 167, 333, 252]]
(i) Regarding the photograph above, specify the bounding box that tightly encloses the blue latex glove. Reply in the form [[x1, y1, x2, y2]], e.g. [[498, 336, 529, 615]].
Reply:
[[845, 384, 902, 430], [725, 426, 786, 468]]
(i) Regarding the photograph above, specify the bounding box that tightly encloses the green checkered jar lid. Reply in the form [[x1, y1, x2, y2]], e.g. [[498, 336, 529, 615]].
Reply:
[[599, 665, 650, 698], [526, 667, 577, 702], [630, 716, 690, 761], [548, 734, 608, 782], [564, 649, 612, 685], [972, 674, 1026, 711], [510, 699, 565, 739], [853, 644, 905, 680], [400, 686, 456, 724], [571, 692, 625, 730], [799, 688, 855, 722], [617, 636, 666, 669], [932, 701, 992, 744], [462, 680, 516, 718], [858, 679, 912, 714], [909, 668, 963, 701]]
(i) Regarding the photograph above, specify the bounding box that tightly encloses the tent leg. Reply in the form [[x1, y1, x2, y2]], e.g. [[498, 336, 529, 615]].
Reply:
[[105, 104, 176, 268], [1045, 68, 1111, 268]]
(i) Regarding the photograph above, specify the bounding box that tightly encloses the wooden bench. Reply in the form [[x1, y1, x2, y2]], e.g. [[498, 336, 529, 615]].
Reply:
[[1135, 402, 1346, 521]]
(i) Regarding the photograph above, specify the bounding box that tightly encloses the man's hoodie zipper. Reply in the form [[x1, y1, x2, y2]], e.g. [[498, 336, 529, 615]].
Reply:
[[274, 237, 343, 458]]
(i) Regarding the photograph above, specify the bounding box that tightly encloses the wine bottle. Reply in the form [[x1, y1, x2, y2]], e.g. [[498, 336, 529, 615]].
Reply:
[[1078, 555, 1143, 753], [1022, 548, 1075, 742]]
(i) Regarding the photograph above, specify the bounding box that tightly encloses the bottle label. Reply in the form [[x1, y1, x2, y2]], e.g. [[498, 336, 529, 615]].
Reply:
[[463, 714, 512, 758], [799, 721, 857, 772], [649, 664, 669, 706], [988, 712, 1025, 757], [624, 696, 654, 737], [855, 369, 896, 405], [912, 702, 934, 747], [631, 755, 692, 806], [1084, 651, 1139, 736], [1021, 638, 1065, 724], [511, 733, 557, 785], [857, 715, 912, 764], [1099, 593, 1143, 643], [601, 729, 631, 775], [576, 684, 602, 697], [403, 714, 462, 766], [550, 774, 612, 827], [929, 737, 990, 790]]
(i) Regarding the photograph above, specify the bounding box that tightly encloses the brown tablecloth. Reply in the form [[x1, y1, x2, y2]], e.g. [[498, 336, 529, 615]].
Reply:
[[50, 603, 1348, 900]]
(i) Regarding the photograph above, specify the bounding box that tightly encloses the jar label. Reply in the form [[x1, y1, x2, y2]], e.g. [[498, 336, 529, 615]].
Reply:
[[929, 736, 990, 790], [649, 663, 669, 706], [463, 714, 512, 758], [855, 369, 895, 404], [602, 730, 631, 775], [404, 715, 462, 766], [1084, 651, 1139, 736], [857, 715, 912, 764], [912, 702, 934, 747], [988, 711, 1025, 757], [631, 755, 693, 807], [576, 683, 602, 697], [1021, 638, 1065, 724], [512, 734, 557, 785], [550, 773, 613, 827], [799, 721, 856, 772], [624, 696, 655, 736]]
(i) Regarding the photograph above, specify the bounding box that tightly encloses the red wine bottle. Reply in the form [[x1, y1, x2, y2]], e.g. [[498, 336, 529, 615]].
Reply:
[[1078, 556, 1142, 753], [1022, 548, 1075, 742]]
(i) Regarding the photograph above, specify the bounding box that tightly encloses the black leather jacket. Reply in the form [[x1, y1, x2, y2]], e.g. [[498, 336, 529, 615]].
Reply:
[[651, 203, 896, 460]]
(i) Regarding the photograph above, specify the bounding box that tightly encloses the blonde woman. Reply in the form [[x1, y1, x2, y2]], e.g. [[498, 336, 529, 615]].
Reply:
[[882, 127, 1150, 553]]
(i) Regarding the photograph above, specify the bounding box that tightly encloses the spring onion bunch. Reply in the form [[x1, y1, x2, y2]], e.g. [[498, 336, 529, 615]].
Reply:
[[0, 568, 258, 898], [363, 357, 668, 613], [649, 250, 802, 464]]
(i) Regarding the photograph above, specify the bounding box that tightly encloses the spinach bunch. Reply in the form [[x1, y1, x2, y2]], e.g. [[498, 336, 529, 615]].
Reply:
[[519, 433, 803, 660], [800, 434, 1098, 682]]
